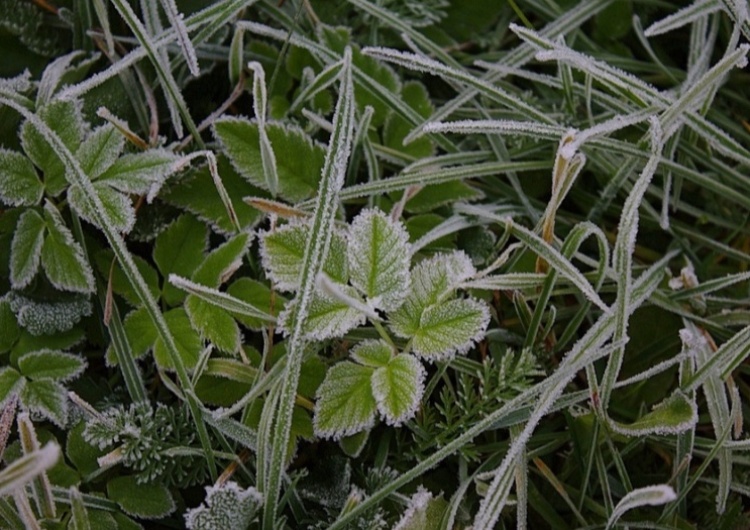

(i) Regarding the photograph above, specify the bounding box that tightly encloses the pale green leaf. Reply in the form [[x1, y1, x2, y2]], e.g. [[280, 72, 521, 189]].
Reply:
[[279, 288, 365, 341], [153, 308, 201, 371], [372, 353, 424, 425], [389, 251, 476, 338], [107, 476, 175, 519], [0, 443, 60, 497], [75, 124, 124, 179], [314, 361, 376, 440], [68, 183, 136, 234], [226, 278, 283, 330], [120, 307, 157, 360], [97, 149, 179, 199], [0, 149, 43, 206], [411, 298, 490, 360], [185, 295, 241, 354], [18, 350, 87, 382], [261, 222, 348, 291], [347, 208, 410, 311], [351, 339, 393, 367], [394, 488, 449, 530], [192, 232, 251, 288], [610, 391, 698, 436], [41, 203, 95, 293], [213, 117, 325, 201], [10, 209, 46, 289], [153, 214, 208, 306], [20, 379, 68, 427], [606, 485, 676, 530], [185, 482, 262, 530]]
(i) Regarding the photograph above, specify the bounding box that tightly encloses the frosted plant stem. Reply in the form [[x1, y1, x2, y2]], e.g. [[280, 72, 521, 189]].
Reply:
[[261, 48, 356, 530], [0, 94, 218, 482]]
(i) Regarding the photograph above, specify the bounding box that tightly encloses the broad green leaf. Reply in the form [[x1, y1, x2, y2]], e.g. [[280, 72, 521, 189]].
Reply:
[[10, 208, 46, 289], [153, 308, 201, 371], [279, 288, 365, 341], [161, 155, 264, 235], [41, 203, 95, 293], [120, 307, 157, 360], [68, 182, 135, 234], [394, 488, 449, 530], [314, 361, 376, 440], [97, 149, 179, 197], [383, 81, 434, 160], [347, 208, 410, 311], [389, 251, 476, 338], [107, 476, 175, 519], [192, 232, 251, 287], [351, 339, 393, 368], [213, 117, 326, 202], [372, 353, 424, 425], [153, 214, 208, 306], [261, 223, 348, 291], [65, 422, 105, 477], [0, 368, 24, 405], [226, 278, 284, 330], [185, 482, 263, 530], [611, 391, 698, 436], [0, 300, 20, 353], [20, 99, 86, 197], [0, 148, 43, 206], [410, 298, 490, 360], [185, 296, 241, 354], [94, 249, 160, 308], [20, 379, 68, 427], [18, 350, 86, 382], [11, 328, 84, 359], [75, 124, 124, 179], [0, 442, 60, 498], [405, 181, 484, 214], [339, 430, 369, 458]]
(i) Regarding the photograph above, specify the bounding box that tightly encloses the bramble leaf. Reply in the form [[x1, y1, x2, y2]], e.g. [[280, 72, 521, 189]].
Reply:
[[185, 296, 241, 355], [75, 124, 124, 179], [68, 182, 135, 234], [0, 148, 43, 206], [153, 308, 201, 371], [351, 339, 393, 367], [18, 350, 87, 382], [279, 287, 365, 341], [97, 149, 179, 199], [394, 488, 449, 530], [410, 298, 490, 360], [10, 208, 46, 289], [347, 208, 410, 311], [0, 368, 25, 405], [314, 361, 376, 440], [41, 203, 95, 293], [153, 214, 208, 306], [185, 482, 263, 530], [192, 232, 251, 287], [372, 353, 424, 425], [20, 378, 68, 427], [107, 476, 175, 519]]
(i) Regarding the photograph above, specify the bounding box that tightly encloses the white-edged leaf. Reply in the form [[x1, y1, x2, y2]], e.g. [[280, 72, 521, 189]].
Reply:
[[41, 202, 95, 293], [610, 391, 698, 436], [278, 287, 366, 341], [644, 0, 720, 37], [18, 350, 87, 382], [605, 485, 676, 530], [185, 482, 263, 530], [153, 214, 208, 306], [97, 149, 179, 199], [20, 379, 68, 427], [10, 209, 46, 289], [153, 308, 201, 372], [350, 339, 393, 367], [372, 353, 424, 425], [314, 361, 376, 440], [185, 296, 241, 354], [75, 124, 125, 179], [68, 183, 135, 234], [0, 442, 60, 497], [107, 476, 175, 519], [393, 487, 448, 530], [348, 208, 410, 311], [0, 368, 25, 405], [0, 149, 43, 206], [248, 62, 278, 197], [389, 251, 476, 338], [192, 232, 252, 287], [410, 298, 490, 361], [260, 222, 348, 291]]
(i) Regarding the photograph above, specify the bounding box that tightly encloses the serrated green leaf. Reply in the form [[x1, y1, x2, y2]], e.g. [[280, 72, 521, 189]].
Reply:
[[226, 278, 283, 330], [11, 328, 84, 359], [394, 488, 449, 530], [120, 307, 157, 360], [0, 148, 43, 206], [351, 339, 393, 367], [68, 182, 135, 234], [348, 208, 410, 311], [390, 251, 476, 338], [153, 214, 208, 306], [161, 155, 264, 235], [75, 124, 124, 179], [41, 203, 94, 293], [18, 350, 86, 382], [372, 353, 424, 425], [185, 482, 262, 530], [20, 99, 86, 197], [213, 118, 325, 202], [20, 379, 68, 427], [261, 223, 348, 291], [410, 298, 490, 360], [0, 367, 24, 405], [0, 300, 20, 353], [153, 308, 201, 371], [185, 296, 241, 354], [94, 250, 160, 308], [611, 391, 698, 436], [10, 208, 46, 289], [107, 476, 175, 519], [314, 361, 376, 440], [279, 288, 365, 341], [192, 232, 251, 287], [97, 149, 179, 197]]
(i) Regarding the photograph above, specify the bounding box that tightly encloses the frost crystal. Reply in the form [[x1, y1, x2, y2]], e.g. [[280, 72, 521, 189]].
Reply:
[[6, 292, 91, 336], [184, 481, 262, 530]]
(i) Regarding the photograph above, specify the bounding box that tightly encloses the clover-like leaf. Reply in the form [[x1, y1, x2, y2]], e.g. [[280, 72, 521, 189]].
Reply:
[[75, 123, 125, 179], [10, 209, 46, 289], [410, 298, 490, 361], [347, 208, 410, 311], [41, 203, 95, 293], [278, 286, 365, 341], [314, 361, 377, 440], [260, 222, 348, 291], [0, 149, 43, 206], [389, 251, 476, 338], [185, 481, 263, 530], [372, 353, 425, 425]]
